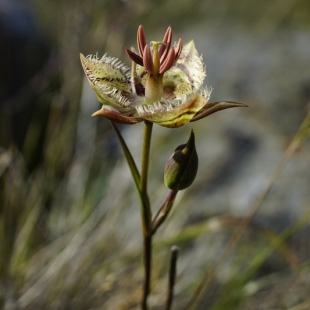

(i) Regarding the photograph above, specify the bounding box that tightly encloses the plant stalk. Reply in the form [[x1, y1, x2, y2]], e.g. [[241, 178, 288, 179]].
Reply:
[[140, 121, 153, 310]]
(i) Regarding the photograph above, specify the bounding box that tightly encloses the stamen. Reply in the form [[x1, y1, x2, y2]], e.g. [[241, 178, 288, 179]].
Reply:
[[143, 44, 154, 75], [159, 26, 172, 61], [126, 48, 143, 66], [137, 25, 147, 56], [159, 48, 175, 74]]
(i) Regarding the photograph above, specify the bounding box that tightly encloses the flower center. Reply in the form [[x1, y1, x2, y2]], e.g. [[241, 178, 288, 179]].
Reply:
[[144, 42, 165, 103], [125, 26, 183, 104]]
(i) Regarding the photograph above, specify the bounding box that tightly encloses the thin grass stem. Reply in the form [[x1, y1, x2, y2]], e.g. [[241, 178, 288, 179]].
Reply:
[[165, 246, 179, 310]]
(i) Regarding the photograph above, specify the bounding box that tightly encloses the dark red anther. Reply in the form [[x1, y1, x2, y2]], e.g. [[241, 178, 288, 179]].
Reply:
[[159, 26, 172, 61], [142, 44, 154, 75], [126, 48, 144, 66], [137, 25, 147, 56], [159, 48, 176, 74]]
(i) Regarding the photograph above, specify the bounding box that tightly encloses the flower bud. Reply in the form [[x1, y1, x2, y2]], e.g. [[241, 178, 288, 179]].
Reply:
[[164, 130, 198, 190]]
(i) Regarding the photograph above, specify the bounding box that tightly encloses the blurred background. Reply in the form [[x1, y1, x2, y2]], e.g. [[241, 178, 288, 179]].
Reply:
[[1, 0, 310, 309]]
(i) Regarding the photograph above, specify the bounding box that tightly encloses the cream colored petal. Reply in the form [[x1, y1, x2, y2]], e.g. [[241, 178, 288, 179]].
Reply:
[[80, 53, 133, 110], [135, 64, 148, 87], [163, 40, 206, 98], [135, 92, 209, 128]]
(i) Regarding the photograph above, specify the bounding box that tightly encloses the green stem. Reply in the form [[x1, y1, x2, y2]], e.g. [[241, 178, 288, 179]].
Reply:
[[152, 190, 178, 235], [140, 121, 153, 235], [140, 121, 153, 310]]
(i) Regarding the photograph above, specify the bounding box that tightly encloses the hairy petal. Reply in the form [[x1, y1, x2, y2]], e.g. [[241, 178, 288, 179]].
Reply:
[[164, 41, 206, 98], [80, 53, 131, 91], [135, 92, 210, 128], [162, 66, 193, 99], [80, 53, 135, 110]]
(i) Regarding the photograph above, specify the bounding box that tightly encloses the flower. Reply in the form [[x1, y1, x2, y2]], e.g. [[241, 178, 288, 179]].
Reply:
[[80, 25, 246, 128]]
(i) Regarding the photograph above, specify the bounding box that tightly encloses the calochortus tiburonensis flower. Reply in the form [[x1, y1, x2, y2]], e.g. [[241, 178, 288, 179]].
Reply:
[[80, 25, 245, 128]]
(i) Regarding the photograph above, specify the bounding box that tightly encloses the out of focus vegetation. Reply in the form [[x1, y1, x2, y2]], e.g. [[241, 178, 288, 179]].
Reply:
[[1, 0, 310, 309]]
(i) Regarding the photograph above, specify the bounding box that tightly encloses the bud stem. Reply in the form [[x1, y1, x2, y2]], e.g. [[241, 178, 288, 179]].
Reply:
[[152, 190, 178, 234]]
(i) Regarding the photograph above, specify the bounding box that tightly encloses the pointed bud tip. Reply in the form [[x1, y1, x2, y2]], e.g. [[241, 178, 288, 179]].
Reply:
[[188, 129, 195, 145]]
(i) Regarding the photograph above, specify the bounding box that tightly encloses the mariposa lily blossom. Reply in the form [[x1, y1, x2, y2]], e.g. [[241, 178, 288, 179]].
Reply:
[[80, 25, 246, 128]]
